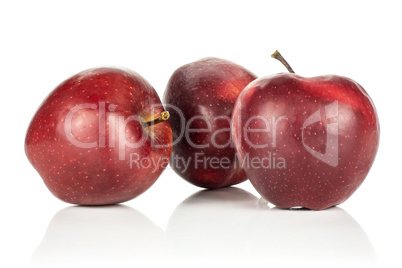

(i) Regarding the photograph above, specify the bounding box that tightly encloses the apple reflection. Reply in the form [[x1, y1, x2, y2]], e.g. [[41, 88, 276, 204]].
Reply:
[[31, 205, 168, 265], [167, 187, 376, 265]]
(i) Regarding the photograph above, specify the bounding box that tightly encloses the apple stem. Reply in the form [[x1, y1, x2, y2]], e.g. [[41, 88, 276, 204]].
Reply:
[[271, 50, 295, 74], [142, 111, 170, 127]]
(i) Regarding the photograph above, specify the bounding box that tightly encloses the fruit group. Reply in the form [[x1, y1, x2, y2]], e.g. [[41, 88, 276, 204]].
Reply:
[[164, 58, 257, 188], [231, 51, 379, 210], [25, 67, 172, 205]]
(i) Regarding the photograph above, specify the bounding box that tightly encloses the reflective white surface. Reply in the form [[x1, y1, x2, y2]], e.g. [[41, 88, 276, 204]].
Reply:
[[30, 188, 376, 267], [167, 188, 375, 264], [31, 205, 169, 264]]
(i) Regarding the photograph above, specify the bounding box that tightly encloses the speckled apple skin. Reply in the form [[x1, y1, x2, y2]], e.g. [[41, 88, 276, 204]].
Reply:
[[164, 58, 257, 188], [232, 73, 379, 210], [25, 68, 172, 205]]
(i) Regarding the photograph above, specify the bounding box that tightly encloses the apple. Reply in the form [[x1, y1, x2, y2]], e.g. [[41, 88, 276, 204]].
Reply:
[[231, 51, 379, 210], [163, 58, 257, 188], [25, 67, 172, 205]]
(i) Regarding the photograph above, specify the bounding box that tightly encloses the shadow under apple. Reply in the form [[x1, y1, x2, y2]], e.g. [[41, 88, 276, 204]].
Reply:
[[166, 187, 376, 265], [31, 205, 169, 265]]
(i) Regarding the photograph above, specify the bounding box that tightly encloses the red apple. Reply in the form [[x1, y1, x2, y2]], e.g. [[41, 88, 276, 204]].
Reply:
[[25, 67, 172, 205], [231, 51, 379, 210], [163, 58, 257, 188]]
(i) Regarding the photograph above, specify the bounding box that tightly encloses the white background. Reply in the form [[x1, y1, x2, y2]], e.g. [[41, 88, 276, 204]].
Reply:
[[1, 1, 401, 267]]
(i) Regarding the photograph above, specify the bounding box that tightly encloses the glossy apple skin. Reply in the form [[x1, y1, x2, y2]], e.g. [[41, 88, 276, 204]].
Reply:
[[164, 58, 257, 188], [232, 73, 379, 210], [25, 68, 172, 205]]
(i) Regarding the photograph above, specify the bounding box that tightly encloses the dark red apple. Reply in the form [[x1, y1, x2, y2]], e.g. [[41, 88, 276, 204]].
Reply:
[[163, 58, 257, 188], [25, 67, 172, 205], [231, 51, 379, 210]]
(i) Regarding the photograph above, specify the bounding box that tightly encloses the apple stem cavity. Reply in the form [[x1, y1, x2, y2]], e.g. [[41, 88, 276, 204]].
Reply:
[[143, 111, 170, 127], [271, 50, 295, 74]]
